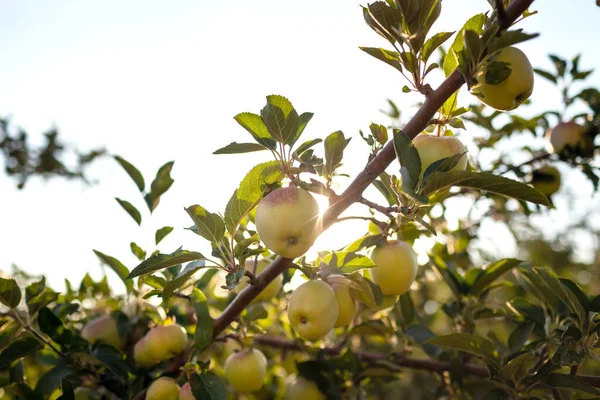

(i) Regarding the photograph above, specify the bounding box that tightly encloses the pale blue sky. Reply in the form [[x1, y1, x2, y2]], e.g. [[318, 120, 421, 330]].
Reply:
[[1, 0, 599, 291]]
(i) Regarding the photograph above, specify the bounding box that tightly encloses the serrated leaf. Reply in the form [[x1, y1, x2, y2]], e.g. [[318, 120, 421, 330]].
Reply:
[[145, 161, 175, 213], [533, 68, 557, 84], [191, 371, 227, 400], [324, 131, 349, 179], [0, 337, 43, 368], [127, 249, 206, 279], [421, 31, 454, 64], [321, 252, 375, 273], [393, 130, 421, 190], [234, 112, 277, 150], [93, 250, 133, 293], [427, 333, 499, 366], [359, 47, 403, 72], [213, 142, 267, 155], [0, 277, 21, 308], [155, 226, 174, 245], [421, 171, 550, 206], [27, 289, 59, 316], [186, 205, 226, 244], [191, 288, 213, 350], [290, 112, 314, 147], [114, 155, 144, 192], [470, 259, 523, 296], [261, 95, 299, 145], [224, 161, 284, 234], [114, 198, 142, 225], [443, 13, 485, 77], [162, 261, 206, 298], [293, 138, 322, 157], [486, 30, 539, 56]]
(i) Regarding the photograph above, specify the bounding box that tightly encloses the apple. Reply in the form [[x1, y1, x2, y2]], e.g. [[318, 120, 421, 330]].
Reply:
[[74, 387, 93, 400], [146, 377, 180, 400], [331, 284, 357, 328], [285, 375, 326, 400], [471, 46, 534, 111], [288, 280, 338, 340], [369, 240, 418, 296], [225, 349, 267, 393], [145, 324, 189, 361], [133, 336, 160, 368], [531, 166, 561, 196], [80, 315, 124, 350], [234, 258, 283, 302], [546, 121, 593, 156], [179, 383, 195, 400], [412, 134, 467, 180], [255, 186, 321, 259], [216, 337, 242, 365]]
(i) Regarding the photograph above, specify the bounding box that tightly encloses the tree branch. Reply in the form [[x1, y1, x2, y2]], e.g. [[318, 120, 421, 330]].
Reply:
[[212, 0, 536, 339]]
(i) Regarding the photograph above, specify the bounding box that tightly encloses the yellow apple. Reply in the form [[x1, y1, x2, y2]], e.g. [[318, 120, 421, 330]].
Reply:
[[234, 258, 283, 302], [412, 134, 467, 180], [146, 377, 180, 400], [145, 324, 189, 361], [285, 375, 326, 400], [287, 280, 338, 341], [255, 187, 321, 259], [331, 284, 357, 328], [179, 383, 195, 400], [216, 337, 242, 365], [225, 349, 267, 393], [133, 336, 160, 368], [369, 240, 418, 296], [472, 46, 534, 111], [531, 166, 561, 196], [546, 121, 593, 156], [81, 315, 124, 350]]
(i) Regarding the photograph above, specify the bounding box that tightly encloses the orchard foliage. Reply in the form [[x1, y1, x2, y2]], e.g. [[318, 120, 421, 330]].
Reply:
[[2, 0, 600, 399]]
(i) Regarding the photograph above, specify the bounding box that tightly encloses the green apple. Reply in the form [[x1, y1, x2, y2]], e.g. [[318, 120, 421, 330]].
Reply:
[[179, 383, 195, 400], [81, 315, 124, 350], [369, 240, 418, 296], [546, 121, 593, 156], [225, 349, 267, 393], [331, 284, 357, 328], [531, 166, 561, 196], [133, 336, 160, 368], [285, 375, 326, 400], [146, 324, 189, 361], [472, 46, 534, 111], [412, 134, 467, 180], [288, 280, 338, 341], [234, 258, 283, 302], [255, 187, 321, 259], [146, 377, 180, 400]]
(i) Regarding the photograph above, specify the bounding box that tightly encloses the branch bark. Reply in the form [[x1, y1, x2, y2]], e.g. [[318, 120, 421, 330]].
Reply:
[[212, 0, 535, 339]]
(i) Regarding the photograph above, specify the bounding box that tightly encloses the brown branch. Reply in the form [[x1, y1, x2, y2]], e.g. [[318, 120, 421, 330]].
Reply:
[[212, 0, 536, 339]]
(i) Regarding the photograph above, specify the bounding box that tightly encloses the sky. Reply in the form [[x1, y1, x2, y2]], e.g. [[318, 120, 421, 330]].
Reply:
[[1, 0, 599, 292]]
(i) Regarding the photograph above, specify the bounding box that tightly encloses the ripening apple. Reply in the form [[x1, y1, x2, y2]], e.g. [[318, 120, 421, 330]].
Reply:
[[285, 375, 326, 400], [288, 280, 338, 340], [225, 349, 267, 393], [471, 46, 534, 111], [234, 258, 283, 302], [331, 284, 358, 328], [146, 377, 180, 400], [145, 324, 189, 361], [412, 133, 468, 179], [179, 383, 195, 400], [81, 315, 124, 350], [255, 187, 321, 259], [369, 240, 418, 296], [133, 336, 160, 368], [546, 121, 593, 156], [531, 166, 561, 196]]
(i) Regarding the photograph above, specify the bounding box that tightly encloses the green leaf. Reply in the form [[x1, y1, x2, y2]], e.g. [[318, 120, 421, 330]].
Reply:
[[93, 250, 133, 293], [130, 242, 146, 260], [346, 273, 383, 309], [234, 112, 277, 150], [463, 29, 482, 62], [114, 198, 142, 226], [114, 155, 145, 192], [549, 54, 567, 77], [534, 68, 557, 84], [393, 130, 421, 190], [359, 47, 403, 72], [402, 85, 411, 93], [486, 30, 539, 56], [191, 371, 227, 400], [421, 31, 454, 64], [0, 277, 21, 308], [25, 277, 45, 303], [128, 249, 206, 279], [57, 379, 75, 400], [420, 152, 467, 188], [27, 289, 59, 316], [362, 2, 403, 44], [430, 255, 463, 299], [499, 351, 537, 382], [560, 278, 591, 312], [0, 337, 43, 369], [261, 95, 299, 145], [405, 325, 441, 357], [213, 142, 267, 155], [293, 138, 323, 157], [421, 171, 550, 206], [470, 259, 523, 296], [37, 308, 70, 346], [155, 226, 174, 245], [443, 13, 485, 77], [508, 322, 535, 353], [186, 205, 226, 244], [533, 268, 587, 324], [145, 161, 175, 213], [290, 112, 314, 147], [191, 288, 214, 350], [324, 131, 349, 179], [483, 61, 511, 85], [427, 333, 499, 366], [321, 252, 375, 273], [34, 364, 72, 397], [224, 161, 284, 234], [543, 374, 600, 396], [162, 261, 206, 298], [344, 235, 385, 253]]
